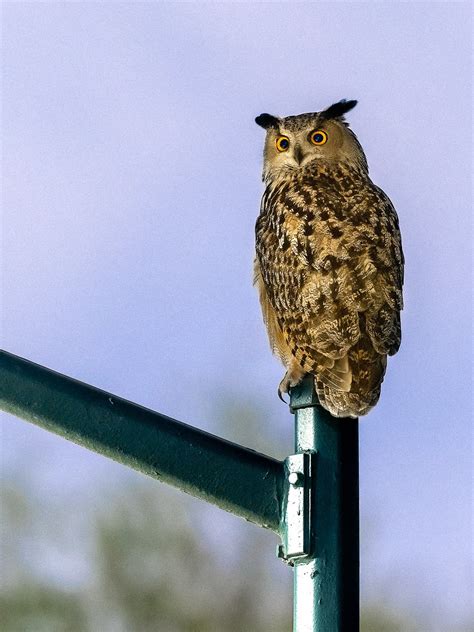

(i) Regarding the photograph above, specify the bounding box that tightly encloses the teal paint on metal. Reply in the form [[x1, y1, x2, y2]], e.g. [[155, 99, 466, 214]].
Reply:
[[0, 350, 284, 532], [1, 350, 361, 630], [290, 376, 360, 631]]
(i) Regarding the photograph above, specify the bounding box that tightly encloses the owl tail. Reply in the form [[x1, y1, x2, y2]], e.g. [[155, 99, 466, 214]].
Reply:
[[315, 379, 378, 418], [315, 336, 387, 418]]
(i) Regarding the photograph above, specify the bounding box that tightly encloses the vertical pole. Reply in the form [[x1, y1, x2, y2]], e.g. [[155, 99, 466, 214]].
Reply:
[[290, 376, 359, 632]]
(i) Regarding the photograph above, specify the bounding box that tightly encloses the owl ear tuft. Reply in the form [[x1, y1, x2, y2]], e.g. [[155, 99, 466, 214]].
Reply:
[[255, 113, 280, 129], [320, 99, 358, 121]]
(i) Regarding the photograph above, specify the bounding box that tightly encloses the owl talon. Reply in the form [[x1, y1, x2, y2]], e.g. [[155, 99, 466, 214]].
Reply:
[[278, 372, 294, 403], [278, 367, 305, 404]]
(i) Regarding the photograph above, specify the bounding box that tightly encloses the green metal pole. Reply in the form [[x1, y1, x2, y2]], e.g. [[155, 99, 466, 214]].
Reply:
[[290, 376, 359, 632], [0, 350, 284, 532], [1, 351, 360, 629]]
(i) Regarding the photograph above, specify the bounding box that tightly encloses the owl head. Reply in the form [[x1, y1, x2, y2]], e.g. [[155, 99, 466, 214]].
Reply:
[[255, 99, 368, 182]]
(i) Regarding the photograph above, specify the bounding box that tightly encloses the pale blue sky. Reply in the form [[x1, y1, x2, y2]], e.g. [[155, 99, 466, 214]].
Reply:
[[1, 2, 472, 628]]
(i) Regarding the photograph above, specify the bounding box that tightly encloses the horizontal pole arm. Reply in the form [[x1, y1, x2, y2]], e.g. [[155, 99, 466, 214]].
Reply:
[[0, 350, 284, 532]]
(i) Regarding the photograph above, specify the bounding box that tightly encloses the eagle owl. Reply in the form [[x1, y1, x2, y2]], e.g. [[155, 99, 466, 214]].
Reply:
[[254, 99, 404, 418]]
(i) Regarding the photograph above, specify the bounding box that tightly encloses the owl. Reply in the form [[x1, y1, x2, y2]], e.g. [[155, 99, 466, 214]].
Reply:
[[254, 99, 404, 418]]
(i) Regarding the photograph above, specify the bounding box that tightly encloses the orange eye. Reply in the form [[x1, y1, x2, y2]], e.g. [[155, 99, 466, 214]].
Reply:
[[309, 130, 328, 145], [276, 136, 290, 152]]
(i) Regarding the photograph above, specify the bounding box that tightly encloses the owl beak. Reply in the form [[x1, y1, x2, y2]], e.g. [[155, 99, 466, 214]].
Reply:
[[294, 144, 305, 165]]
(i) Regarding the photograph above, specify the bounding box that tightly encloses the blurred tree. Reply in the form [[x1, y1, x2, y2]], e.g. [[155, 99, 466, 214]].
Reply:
[[1, 479, 426, 632]]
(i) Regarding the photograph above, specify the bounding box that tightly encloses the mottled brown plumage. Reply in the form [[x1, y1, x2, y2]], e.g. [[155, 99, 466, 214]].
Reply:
[[254, 100, 404, 417]]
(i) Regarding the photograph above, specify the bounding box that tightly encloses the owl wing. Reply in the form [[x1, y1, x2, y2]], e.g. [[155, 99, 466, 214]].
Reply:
[[256, 178, 404, 381], [361, 184, 404, 356]]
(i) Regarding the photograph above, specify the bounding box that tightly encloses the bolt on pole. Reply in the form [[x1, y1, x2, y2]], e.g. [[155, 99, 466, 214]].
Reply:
[[287, 376, 360, 632]]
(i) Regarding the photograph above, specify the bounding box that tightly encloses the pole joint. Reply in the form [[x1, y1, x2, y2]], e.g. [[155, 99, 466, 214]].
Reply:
[[289, 377, 319, 413]]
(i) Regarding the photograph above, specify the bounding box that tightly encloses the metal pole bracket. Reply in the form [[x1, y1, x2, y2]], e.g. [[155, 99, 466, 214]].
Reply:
[[277, 451, 316, 565]]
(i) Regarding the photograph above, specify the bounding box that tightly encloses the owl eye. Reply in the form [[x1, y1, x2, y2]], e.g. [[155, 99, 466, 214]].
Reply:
[[309, 130, 328, 146], [276, 136, 290, 152]]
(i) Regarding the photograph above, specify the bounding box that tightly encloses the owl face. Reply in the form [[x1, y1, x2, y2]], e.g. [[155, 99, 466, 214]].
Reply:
[[256, 100, 368, 182]]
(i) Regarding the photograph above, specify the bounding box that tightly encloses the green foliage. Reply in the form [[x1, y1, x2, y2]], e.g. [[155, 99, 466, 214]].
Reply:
[[361, 608, 414, 632], [0, 585, 86, 632]]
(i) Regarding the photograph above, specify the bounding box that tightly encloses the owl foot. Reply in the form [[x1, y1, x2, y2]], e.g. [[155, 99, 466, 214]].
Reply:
[[278, 367, 305, 403]]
